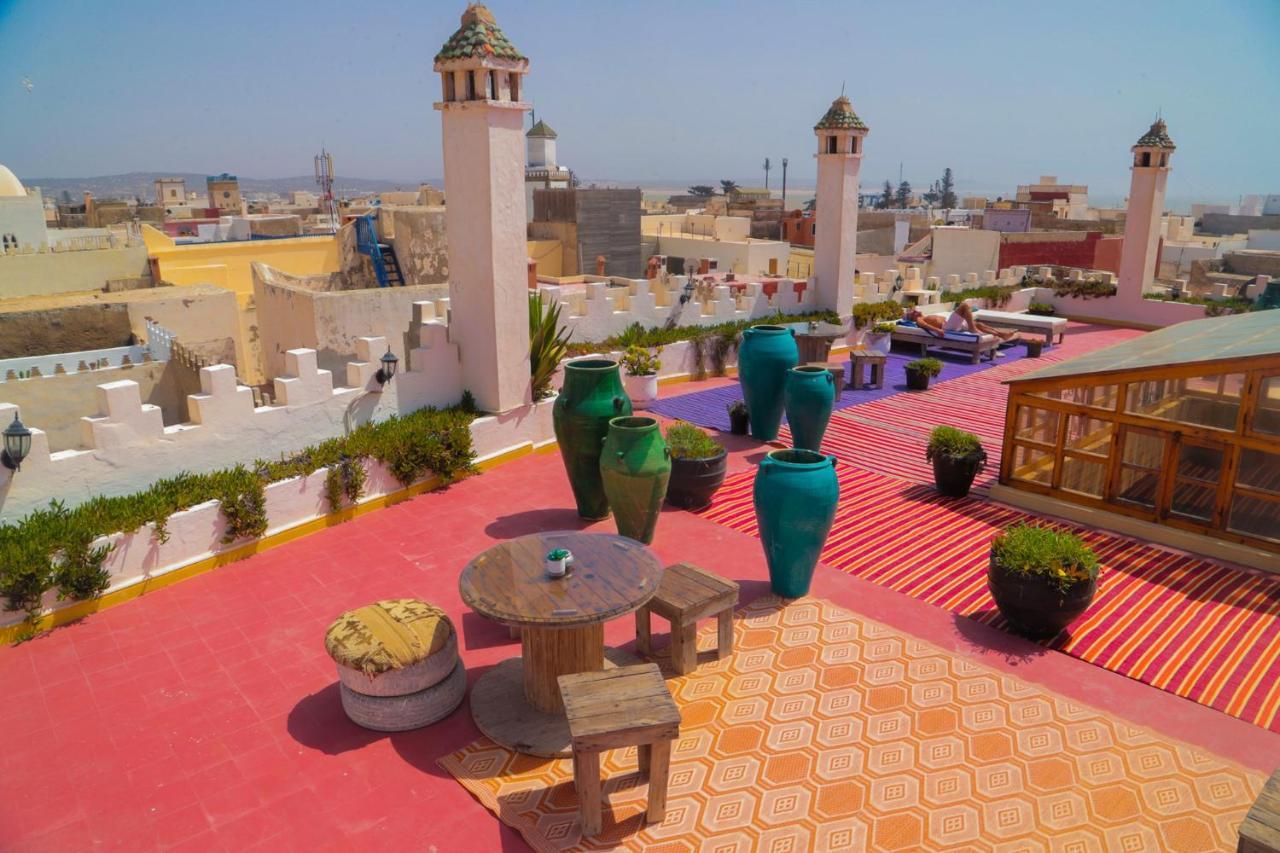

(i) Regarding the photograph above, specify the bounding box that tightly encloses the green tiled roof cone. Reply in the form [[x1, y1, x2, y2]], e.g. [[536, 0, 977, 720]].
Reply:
[[814, 96, 868, 131], [1135, 118, 1175, 149], [527, 119, 557, 139], [436, 3, 526, 62]]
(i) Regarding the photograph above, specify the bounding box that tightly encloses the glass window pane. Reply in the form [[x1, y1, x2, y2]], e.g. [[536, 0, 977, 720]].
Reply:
[[1176, 444, 1223, 483], [1125, 373, 1244, 431], [1061, 456, 1106, 497], [1255, 376, 1280, 437], [1032, 384, 1118, 410], [1171, 481, 1216, 522], [1015, 407, 1059, 444], [1121, 430, 1165, 469], [1237, 448, 1280, 496], [1227, 493, 1280, 542], [1065, 416, 1113, 457], [1011, 444, 1054, 485], [1117, 467, 1159, 508]]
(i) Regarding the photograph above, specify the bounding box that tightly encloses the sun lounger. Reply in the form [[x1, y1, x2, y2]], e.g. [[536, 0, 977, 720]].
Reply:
[[974, 310, 1068, 345], [890, 324, 999, 363]]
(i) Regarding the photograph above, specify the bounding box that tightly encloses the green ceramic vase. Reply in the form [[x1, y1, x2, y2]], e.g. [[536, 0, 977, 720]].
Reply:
[[738, 325, 799, 441], [753, 448, 840, 598], [784, 365, 835, 451], [600, 416, 671, 544], [553, 359, 633, 520]]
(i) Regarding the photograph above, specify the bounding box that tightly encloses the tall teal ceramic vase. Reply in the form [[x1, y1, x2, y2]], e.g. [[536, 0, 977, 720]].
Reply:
[[784, 365, 835, 451], [600, 416, 671, 544], [753, 449, 840, 598], [738, 325, 799, 441], [553, 359, 633, 520]]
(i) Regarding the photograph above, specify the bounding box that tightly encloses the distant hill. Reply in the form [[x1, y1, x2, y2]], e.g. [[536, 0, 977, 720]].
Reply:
[[23, 172, 437, 202]]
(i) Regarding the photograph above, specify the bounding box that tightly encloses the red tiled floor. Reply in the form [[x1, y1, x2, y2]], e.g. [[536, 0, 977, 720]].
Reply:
[[1, 438, 1278, 850]]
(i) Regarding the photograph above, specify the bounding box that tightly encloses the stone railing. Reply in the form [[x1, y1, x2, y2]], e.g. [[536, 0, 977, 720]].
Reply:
[[0, 344, 158, 382]]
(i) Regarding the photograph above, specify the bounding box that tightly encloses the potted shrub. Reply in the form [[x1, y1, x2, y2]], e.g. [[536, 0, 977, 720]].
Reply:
[[864, 321, 896, 356], [664, 421, 728, 510], [620, 345, 662, 409], [1027, 301, 1055, 316], [1024, 338, 1044, 358], [904, 357, 942, 390], [987, 523, 1099, 638], [925, 425, 987, 497], [727, 399, 750, 435]]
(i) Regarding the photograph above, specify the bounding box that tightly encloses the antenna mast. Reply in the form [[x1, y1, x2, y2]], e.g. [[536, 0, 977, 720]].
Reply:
[[314, 148, 338, 232]]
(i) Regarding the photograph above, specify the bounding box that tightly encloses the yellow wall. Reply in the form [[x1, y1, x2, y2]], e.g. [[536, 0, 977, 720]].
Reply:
[[142, 225, 340, 307], [527, 239, 563, 278]]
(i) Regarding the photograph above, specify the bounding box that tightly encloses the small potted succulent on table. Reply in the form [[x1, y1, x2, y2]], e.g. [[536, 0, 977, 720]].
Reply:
[[664, 420, 728, 510], [864, 321, 896, 356], [620, 345, 662, 409], [925, 426, 987, 497], [727, 399, 749, 435], [904, 357, 943, 391], [987, 523, 1099, 638]]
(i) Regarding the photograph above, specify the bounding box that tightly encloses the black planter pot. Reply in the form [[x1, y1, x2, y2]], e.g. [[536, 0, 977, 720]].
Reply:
[[905, 369, 931, 391], [666, 449, 728, 510], [728, 410, 750, 436], [1025, 340, 1044, 358], [930, 449, 986, 497], [987, 559, 1097, 638]]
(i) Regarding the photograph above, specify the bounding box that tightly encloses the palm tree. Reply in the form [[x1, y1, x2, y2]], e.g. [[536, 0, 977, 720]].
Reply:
[[720, 179, 739, 196]]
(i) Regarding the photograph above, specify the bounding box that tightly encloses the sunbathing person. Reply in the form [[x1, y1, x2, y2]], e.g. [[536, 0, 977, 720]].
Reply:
[[947, 301, 1020, 343], [902, 307, 946, 336]]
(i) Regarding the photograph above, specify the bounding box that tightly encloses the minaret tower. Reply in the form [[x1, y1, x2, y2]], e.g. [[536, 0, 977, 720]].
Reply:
[[1117, 118, 1175, 300], [813, 95, 868, 313], [434, 4, 531, 413]]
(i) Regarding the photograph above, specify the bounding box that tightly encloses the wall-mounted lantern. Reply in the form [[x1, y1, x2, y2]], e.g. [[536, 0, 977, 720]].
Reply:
[[375, 348, 399, 388], [2, 412, 33, 471]]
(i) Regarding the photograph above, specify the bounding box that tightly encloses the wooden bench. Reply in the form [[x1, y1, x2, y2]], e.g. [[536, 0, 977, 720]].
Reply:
[[890, 325, 999, 364], [636, 563, 739, 675], [974, 309, 1068, 345], [1240, 768, 1280, 853], [807, 361, 845, 392], [559, 664, 681, 838], [848, 351, 886, 389]]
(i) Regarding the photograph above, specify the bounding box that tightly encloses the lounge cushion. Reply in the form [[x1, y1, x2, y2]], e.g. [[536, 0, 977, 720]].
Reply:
[[325, 599, 454, 675]]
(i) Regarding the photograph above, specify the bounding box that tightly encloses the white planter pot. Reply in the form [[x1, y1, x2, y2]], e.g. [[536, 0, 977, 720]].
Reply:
[[624, 372, 659, 409], [864, 332, 892, 356]]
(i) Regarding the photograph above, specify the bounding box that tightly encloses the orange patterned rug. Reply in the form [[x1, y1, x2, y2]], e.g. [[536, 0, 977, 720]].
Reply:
[[440, 597, 1263, 852]]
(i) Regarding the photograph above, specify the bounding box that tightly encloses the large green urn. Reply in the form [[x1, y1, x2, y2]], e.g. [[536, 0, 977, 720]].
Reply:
[[553, 359, 632, 520], [784, 365, 835, 451], [600, 416, 671, 544], [738, 325, 799, 441], [753, 449, 840, 598]]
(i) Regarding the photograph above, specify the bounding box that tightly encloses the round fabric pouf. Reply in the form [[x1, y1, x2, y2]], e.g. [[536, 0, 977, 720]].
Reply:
[[339, 659, 467, 732], [325, 599, 458, 698]]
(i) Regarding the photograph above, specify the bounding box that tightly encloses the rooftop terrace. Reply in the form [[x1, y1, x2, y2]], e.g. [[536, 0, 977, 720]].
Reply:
[[1, 321, 1277, 851]]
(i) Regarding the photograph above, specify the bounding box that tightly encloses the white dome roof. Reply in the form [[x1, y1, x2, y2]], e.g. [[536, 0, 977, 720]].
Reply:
[[0, 163, 25, 197]]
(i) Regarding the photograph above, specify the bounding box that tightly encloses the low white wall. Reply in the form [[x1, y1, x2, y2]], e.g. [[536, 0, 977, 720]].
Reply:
[[0, 397, 557, 630]]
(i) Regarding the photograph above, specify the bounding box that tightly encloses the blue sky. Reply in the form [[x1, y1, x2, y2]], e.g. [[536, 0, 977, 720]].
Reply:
[[1, 0, 1277, 203]]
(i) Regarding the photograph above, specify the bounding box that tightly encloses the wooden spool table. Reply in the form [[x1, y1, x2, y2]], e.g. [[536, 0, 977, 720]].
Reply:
[[784, 320, 851, 365], [459, 531, 663, 758]]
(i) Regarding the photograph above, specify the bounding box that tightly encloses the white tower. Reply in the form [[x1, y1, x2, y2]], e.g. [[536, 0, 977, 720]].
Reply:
[[434, 4, 532, 413], [526, 119, 557, 168], [812, 95, 868, 314], [1117, 118, 1175, 300], [524, 118, 571, 222]]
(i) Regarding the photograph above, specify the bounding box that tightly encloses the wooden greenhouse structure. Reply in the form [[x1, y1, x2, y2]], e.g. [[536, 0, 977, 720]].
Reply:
[[1000, 311, 1280, 555]]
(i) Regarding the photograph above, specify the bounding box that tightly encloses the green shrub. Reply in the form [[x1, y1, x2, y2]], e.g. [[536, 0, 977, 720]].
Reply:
[[0, 406, 477, 629], [620, 345, 662, 376], [990, 523, 1099, 591], [665, 421, 724, 460], [852, 300, 902, 328], [1027, 302, 1055, 316], [905, 358, 943, 377], [871, 321, 897, 334], [926, 426, 983, 459], [563, 310, 838, 357], [529, 292, 572, 400], [939, 284, 1020, 308], [727, 399, 748, 416]]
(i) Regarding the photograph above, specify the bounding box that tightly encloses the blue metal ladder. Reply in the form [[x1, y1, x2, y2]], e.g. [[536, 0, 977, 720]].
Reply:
[[355, 213, 404, 287]]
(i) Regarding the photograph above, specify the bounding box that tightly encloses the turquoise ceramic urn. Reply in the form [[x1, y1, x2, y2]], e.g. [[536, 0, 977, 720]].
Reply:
[[784, 365, 835, 451], [738, 325, 798, 441], [753, 449, 840, 598]]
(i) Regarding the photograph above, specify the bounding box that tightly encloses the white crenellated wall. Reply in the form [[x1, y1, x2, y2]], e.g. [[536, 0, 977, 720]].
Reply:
[[0, 322, 467, 521]]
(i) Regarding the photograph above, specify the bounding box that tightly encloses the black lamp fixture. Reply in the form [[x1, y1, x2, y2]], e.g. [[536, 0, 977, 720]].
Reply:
[[375, 347, 399, 387], [2, 412, 33, 472]]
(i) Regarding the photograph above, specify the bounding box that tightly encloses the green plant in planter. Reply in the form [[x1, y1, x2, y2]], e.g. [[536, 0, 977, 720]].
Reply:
[[324, 455, 367, 512], [871, 321, 898, 334], [665, 421, 723, 460], [620, 344, 662, 376], [926, 425, 982, 458], [529, 292, 572, 400], [1027, 302, 1055, 316], [727, 399, 748, 417], [905, 358, 943, 378], [990, 523, 1099, 592], [852, 300, 902, 329]]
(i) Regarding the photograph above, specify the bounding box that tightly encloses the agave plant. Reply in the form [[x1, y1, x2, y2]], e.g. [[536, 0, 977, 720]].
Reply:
[[529, 292, 572, 400]]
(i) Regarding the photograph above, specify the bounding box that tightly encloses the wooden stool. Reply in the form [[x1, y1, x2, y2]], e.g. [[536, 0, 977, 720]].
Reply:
[[807, 361, 845, 393], [636, 563, 739, 675], [849, 352, 887, 389], [559, 664, 681, 838]]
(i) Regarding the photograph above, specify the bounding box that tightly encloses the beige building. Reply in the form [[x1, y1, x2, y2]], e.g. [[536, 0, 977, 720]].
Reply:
[[206, 174, 242, 213], [1015, 176, 1090, 220], [154, 178, 187, 206]]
